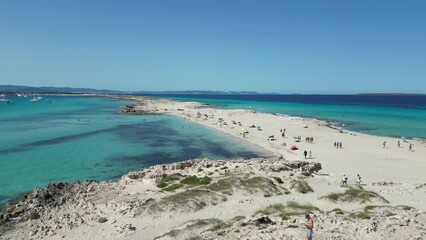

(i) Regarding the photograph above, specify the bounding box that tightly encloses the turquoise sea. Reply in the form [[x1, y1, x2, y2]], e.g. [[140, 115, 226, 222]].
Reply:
[[154, 94, 426, 140], [0, 96, 268, 205]]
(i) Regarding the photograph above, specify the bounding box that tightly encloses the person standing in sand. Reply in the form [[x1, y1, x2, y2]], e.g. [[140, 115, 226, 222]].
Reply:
[[342, 174, 348, 185], [305, 214, 314, 240], [398, 140, 400, 148], [356, 174, 362, 185], [304, 150, 308, 159], [383, 141, 387, 148]]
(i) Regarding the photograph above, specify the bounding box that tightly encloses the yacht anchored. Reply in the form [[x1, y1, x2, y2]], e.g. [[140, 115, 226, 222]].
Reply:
[[30, 96, 43, 102]]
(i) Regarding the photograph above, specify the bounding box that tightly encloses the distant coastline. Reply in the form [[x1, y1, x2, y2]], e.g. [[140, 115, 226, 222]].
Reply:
[[1, 84, 425, 96]]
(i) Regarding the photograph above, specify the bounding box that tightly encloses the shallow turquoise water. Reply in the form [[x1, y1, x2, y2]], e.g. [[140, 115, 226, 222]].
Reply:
[[160, 96, 426, 139], [0, 96, 268, 204]]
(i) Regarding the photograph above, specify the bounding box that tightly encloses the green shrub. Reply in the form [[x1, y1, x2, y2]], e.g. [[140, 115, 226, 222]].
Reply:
[[163, 183, 184, 192], [180, 176, 212, 186], [157, 181, 168, 188], [351, 212, 371, 219], [330, 208, 344, 215], [322, 187, 388, 203]]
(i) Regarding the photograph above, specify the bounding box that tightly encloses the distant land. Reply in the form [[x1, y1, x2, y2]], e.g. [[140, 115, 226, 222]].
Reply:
[[0, 85, 424, 96], [0, 85, 270, 95]]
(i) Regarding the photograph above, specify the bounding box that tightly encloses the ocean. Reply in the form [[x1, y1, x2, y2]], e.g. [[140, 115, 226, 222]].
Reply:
[[149, 94, 426, 140], [0, 95, 268, 205]]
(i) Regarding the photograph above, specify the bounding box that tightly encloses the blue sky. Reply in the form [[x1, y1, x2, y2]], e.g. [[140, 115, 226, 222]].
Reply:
[[0, 0, 425, 93]]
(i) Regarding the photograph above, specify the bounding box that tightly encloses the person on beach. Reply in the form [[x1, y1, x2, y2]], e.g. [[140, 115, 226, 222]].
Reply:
[[356, 174, 362, 185], [383, 141, 387, 148], [398, 140, 400, 148], [304, 150, 308, 159], [342, 174, 348, 185], [334, 142, 337, 148], [409, 143, 413, 151], [305, 214, 314, 240], [309, 151, 312, 159]]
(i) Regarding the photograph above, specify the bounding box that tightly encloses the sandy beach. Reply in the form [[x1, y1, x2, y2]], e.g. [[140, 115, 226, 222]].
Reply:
[[1, 95, 425, 240]]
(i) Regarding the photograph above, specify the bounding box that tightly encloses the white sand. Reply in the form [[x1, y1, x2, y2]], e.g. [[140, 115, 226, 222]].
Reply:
[[2, 95, 425, 240]]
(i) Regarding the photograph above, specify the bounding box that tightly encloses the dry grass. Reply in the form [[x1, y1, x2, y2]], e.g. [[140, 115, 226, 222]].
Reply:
[[322, 186, 388, 203], [257, 201, 320, 220], [290, 180, 313, 194]]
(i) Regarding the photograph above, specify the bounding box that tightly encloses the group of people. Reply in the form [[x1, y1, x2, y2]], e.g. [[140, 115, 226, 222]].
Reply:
[[334, 142, 343, 148], [303, 150, 312, 159], [342, 174, 362, 185], [280, 128, 286, 137], [305, 136, 314, 143]]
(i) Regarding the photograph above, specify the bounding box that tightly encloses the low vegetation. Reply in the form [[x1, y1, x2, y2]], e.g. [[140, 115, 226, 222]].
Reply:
[[148, 189, 227, 213], [329, 208, 344, 215], [153, 219, 222, 239], [350, 205, 403, 220], [157, 174, 212, 191], [398, 205, 414, 211], [290, 180, 313, 194], [180, 176, 212, 186], [206, 174, 289, 196], [157, 181, 168, 188], [272, 176, 284, 184], [257, 201, 320, 220], [322, 186, 388, 203], [351, 211, 371, 220], [163, 183, 184, 192]]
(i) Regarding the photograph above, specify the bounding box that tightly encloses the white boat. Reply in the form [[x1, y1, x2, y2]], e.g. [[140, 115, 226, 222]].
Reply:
[[0, 98, 13, 104], [0, 94, 5, 97], [30, 97, 43, 102]]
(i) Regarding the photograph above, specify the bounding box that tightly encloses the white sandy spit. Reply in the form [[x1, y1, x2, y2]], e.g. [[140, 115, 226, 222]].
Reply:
[[1, 95, 425, 240]]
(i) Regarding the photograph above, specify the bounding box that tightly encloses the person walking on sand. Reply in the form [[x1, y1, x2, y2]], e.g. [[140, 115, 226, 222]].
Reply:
[[409, 143, 413, 151], [398, 140, 400, 148], [309, 151, 312, 159], [339, 142, 342, 149], [305, 214, 314, 240], [356, 174, 362, 185], [342, 174, 348, 185], [383, 141, 387, 148], [304, 150, 308, 159]]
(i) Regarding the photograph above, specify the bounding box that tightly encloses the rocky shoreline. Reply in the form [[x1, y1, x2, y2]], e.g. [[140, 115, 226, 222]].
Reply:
[[1, 157, 425, 239]]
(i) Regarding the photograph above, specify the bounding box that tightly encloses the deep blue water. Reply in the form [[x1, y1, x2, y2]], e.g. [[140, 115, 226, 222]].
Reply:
[[142, 94, 426, 139]]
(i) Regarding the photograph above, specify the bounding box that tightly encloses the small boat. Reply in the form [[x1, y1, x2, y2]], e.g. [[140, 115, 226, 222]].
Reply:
[[0, 98, 13, 104], [30, 97, 43, 102], [0, 94, 5, 97]]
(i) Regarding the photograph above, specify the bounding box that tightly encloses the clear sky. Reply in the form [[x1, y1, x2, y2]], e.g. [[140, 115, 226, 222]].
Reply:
[[0, 0, 425, 94]]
